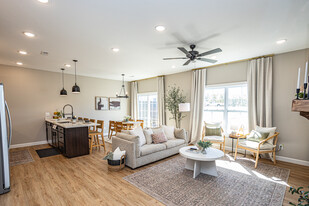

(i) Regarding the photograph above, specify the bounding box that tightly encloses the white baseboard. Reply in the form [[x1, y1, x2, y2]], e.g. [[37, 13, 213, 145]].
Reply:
[[276, 155, 309, 167], [224, 146, 309, 167], [10, 140, 48, 149]]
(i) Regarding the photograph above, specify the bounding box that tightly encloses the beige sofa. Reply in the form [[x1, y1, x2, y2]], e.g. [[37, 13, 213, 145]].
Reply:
[[112, 127, 188, 169]]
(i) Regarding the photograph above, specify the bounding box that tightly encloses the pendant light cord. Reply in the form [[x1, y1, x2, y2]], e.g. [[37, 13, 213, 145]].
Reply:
[[62, 69, 64, 88], [74, 61, 77, 84]]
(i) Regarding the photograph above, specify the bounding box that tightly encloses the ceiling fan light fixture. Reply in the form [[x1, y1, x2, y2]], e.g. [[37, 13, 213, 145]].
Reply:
[[18, 50, 27, 55], [155, 25, 165, 32]]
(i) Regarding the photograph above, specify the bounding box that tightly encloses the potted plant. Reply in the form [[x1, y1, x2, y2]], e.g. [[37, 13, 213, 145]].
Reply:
[[123, 115, 131, 122], [165, 85, 186, 128], [197, 140, 212, 154]]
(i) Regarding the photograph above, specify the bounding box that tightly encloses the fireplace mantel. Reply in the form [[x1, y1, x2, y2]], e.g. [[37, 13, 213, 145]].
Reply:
[[292, 100, 309, 120]]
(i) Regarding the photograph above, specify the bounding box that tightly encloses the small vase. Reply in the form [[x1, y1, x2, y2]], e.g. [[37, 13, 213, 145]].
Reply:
[[201, 148, 207, 154]]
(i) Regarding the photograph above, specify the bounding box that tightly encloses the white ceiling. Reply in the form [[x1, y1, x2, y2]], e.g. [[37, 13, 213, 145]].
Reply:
[[0, 0, 309, 81]]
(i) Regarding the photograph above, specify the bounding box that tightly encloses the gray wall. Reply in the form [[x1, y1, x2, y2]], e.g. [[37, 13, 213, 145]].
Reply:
[[0, 64, 130, 145], [138, 48, 309, 162]]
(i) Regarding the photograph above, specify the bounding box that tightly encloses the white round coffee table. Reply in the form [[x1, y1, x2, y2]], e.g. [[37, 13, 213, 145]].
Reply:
[[179, 146, 224, 178]]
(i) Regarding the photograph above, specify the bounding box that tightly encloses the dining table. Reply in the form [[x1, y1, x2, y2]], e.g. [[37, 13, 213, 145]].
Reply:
[[121, 121, 142, 130]]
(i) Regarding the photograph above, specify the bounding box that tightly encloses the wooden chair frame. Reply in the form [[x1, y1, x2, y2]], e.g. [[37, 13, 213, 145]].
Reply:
[[202, 126, 226, 153], [89, 120, 106, 153], [108, 121, 116, 139], [234, 132, 279, 168]]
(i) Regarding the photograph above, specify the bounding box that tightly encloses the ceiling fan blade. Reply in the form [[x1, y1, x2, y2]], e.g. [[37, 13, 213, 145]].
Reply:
[[183, 60, 191, 66], [198, 48, 222, 57], [163, 57, 187, 60], [178, 47, 190, 55], [197, 58, 217, 64]]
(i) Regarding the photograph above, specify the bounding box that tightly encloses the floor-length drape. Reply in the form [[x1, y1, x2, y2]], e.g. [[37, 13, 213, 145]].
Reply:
[[189, 69, 206, 144], [157, 76, 166, 126], [247, 57, 273, 131], [130, 81, 138, 120]]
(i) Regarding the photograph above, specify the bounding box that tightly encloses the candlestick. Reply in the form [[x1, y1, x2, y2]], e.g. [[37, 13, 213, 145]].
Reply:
[[308, 76, 309, 100], [305, 62, 308, 84], [297, 68, 301, 89], [296, 88, 300, 100], [304, 83, 307, 100]]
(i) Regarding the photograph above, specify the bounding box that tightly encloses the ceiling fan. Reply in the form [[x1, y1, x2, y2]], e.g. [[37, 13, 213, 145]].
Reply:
[[163, 44, 222, 66]]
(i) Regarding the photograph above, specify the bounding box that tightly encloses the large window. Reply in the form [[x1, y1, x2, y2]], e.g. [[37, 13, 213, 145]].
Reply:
[[137, 93, 158, 128], [204, 83, 248, 133]]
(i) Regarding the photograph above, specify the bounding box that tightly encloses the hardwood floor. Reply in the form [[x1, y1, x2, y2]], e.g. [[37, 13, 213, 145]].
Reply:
[[1, 143, 308, 206]]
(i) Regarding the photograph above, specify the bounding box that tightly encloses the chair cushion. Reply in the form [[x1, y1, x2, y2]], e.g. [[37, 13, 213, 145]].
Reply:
[[161, 125, 175, 140], [238, 140, 275, 150], [129, 126, 146, 146], [164, 139, 185, 149], [203, 135, 224, 142], [140, 144, 166, 156]]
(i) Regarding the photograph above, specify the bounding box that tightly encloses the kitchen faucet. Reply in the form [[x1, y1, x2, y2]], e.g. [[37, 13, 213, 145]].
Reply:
[[63, 104, 73, 119]]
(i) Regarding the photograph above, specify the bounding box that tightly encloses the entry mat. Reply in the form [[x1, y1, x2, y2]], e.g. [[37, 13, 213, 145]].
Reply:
[[36, 148, 60, 158]]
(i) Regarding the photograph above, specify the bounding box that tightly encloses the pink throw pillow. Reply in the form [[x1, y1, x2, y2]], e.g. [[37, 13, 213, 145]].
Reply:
[[151, 132, 167, 144]]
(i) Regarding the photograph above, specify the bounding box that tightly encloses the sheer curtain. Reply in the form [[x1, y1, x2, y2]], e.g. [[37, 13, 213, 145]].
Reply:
[[189, 69, 206, 144], [130, 81, 138, 120], [247, 57, 273, 130], [157, 76, 166, 126]]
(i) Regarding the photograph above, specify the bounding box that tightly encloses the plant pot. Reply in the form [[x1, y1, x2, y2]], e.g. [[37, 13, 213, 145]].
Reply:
[[201, 148, 207, 154]]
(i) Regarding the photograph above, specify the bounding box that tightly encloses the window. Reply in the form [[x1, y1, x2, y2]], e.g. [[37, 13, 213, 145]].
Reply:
[[137, 93, 158, 128], [204, 83, 248, 133]]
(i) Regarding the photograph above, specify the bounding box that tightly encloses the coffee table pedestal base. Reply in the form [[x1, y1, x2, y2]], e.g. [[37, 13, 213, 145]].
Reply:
[[185, 158, 218, 178]]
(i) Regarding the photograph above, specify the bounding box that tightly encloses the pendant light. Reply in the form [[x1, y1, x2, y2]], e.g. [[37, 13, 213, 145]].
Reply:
[[72, 59, 80, 93], [60, 68, 67, 96], [116, 74, 129, 98]]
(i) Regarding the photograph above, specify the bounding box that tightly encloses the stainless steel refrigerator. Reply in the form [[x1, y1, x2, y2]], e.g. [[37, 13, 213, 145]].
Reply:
[[0, 83, 12, 194]]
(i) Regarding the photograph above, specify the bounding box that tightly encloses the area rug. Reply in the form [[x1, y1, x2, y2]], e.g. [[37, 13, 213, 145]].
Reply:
[[123, 155, 290, 206], [10, 149, 34, 166], [36, 148, 60, 158]]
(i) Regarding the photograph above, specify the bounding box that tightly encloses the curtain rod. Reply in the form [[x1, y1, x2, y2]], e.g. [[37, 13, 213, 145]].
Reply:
[[130, 75, 164, 83], [192, 54, 274, 71]]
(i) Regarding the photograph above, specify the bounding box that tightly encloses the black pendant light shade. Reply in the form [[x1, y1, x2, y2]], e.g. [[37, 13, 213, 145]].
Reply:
[[60, 68, 67, 96], [72, 59, 80, 93], [116, 74, 129, 98]]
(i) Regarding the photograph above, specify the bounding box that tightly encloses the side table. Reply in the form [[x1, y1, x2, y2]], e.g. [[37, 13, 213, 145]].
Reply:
[[229, 134, 246, 156]]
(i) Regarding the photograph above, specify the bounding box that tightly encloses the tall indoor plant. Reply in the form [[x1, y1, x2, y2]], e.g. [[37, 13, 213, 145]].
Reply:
[[165, 85, 186, 128]]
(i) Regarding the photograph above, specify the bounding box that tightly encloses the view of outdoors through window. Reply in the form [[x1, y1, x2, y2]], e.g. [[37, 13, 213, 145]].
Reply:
[[137, 93, 158, 128], [204, 84, 248, 133]]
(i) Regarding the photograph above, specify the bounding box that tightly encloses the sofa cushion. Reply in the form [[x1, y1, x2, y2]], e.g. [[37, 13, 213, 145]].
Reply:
[[239, 140, 275, 150], [143, 128, 153, 145], [116, 133, 139, 142], [164, 139, 185, 149], [203, 135, 224, 142], [151, 132, 167, 144], [140, 144, 166, 156], [161, 125, 175, 140], [129, 126, 146, 146]]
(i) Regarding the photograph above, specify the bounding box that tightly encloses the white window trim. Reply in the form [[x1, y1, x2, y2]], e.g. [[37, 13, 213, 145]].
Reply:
[[137, 92, 158, 128], [204, 82, 248, 132]]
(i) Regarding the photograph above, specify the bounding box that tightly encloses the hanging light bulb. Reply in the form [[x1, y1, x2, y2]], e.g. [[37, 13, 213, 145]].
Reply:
[[60, 68, 67, 96], [116, 74, 129, 98], [72, 59, 80, 93]]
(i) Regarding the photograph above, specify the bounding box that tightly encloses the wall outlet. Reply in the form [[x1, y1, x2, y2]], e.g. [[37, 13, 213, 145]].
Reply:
[[279, 144, 284, 151]]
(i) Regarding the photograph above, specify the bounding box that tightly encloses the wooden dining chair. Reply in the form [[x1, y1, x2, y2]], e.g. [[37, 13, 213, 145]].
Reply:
[[83, 118, 89, 121], [89, 119, 96, 132], [115, 122, 123, 134], [136, 120, 144, 128], [78, 117, 83, 121], [89, 120, 106, 153], [108, 121, 116, 139]]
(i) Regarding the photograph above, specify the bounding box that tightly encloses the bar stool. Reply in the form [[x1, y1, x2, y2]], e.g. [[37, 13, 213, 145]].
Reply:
[[108, 121, 116, 139], [89, 120, 105, 153]]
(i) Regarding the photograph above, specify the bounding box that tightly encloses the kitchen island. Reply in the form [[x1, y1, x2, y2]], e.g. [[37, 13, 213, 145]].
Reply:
[[45, 119, 96, 158]]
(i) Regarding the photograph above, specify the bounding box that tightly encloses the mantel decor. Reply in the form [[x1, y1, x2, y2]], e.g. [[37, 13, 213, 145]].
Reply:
[[292, 100, 309, 120]]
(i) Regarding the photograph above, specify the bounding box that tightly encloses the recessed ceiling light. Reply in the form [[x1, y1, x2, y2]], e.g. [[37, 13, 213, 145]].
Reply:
[[23, 32, 35, 38], [172, 65, 176, 68], [155, 25, 165, 32], [18, 50, 27, 55], [38, 0, 48, 3], [112, 48, 119, 52], [276, 39, 287, 44], [64, 64, 71, 68], [16, 62, 23, 65]]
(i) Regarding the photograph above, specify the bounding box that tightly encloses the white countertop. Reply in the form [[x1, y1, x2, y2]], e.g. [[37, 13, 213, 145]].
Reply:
[[45, 119, 98, 129]]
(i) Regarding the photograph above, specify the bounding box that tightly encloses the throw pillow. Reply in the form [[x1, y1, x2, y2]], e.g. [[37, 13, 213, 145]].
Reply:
[[129, 126, 146, 146], [152, 127, 165, 134], [161, 125, 175, 140], [174, 128, 186, 140], [151, 132, 167, 144], [143, 128, 153, 145], [246, 130, 270, 142], [255, 125, 276, 143]]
